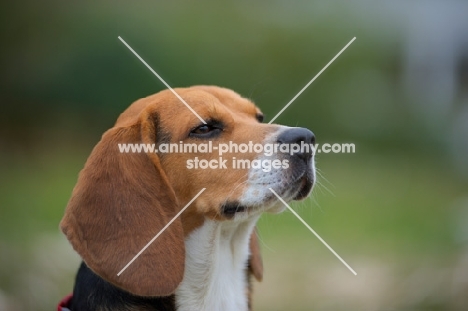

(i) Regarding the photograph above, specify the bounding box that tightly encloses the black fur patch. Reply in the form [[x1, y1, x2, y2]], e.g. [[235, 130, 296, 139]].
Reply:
[[70, 262, 176, 311]]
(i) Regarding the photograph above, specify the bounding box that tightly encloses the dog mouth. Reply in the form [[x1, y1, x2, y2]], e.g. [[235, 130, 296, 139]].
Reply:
[[221, 176, 313, 217], [292, 175, 313, 201], [221, 202, 247, 218], [221, 165, 314, 218]]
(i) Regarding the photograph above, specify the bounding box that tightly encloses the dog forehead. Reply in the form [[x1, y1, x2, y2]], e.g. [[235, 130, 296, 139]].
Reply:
[[188, 86, 260, 115], [116, 86, 260, 127], [154, 86, 260, 121]]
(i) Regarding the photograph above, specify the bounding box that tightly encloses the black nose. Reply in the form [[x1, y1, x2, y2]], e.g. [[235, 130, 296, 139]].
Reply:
[[276, 128, 315, 161]]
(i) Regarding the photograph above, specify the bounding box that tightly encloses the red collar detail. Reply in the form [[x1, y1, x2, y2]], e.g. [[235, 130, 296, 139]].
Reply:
[[57, 294, 73, 311]]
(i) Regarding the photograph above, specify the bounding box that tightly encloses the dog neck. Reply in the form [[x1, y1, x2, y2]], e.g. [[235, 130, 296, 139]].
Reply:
[[175, 216, 259, 311]]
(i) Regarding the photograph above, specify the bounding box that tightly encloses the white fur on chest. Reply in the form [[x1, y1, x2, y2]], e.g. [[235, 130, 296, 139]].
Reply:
[[175, 217, 259, 311]]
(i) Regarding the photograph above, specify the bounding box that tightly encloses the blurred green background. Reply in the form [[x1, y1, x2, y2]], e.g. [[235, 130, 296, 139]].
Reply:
[[1, 1, 468, 310]]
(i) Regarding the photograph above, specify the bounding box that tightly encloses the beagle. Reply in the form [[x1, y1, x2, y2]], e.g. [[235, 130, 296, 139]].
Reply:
[[59, 86, 315, 311]]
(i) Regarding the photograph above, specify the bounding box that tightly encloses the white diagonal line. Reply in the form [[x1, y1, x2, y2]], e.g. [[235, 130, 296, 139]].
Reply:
[[268, 37, 356, 124], [117, 188, 206, 276], [269, 188, 357, 275], [118, 36, 206, 124]]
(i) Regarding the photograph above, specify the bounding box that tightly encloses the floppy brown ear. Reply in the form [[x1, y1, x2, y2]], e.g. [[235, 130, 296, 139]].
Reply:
[[249, 228, 263, 281], [60, 111, 184, 297]]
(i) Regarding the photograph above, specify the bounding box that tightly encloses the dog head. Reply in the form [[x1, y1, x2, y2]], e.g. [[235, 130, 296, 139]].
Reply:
[[60, 85, 315, 297]]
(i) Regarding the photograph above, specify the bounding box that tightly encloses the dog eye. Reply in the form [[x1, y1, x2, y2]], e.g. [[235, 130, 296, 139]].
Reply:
[[256, 113, 264, 123], [193, 125, 212, 134], [189, 123, 222, 138]]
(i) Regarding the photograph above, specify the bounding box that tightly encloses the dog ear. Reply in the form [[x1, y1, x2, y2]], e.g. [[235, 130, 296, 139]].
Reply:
[[249, 228, 263, 281], [60, 110, 185, 297]]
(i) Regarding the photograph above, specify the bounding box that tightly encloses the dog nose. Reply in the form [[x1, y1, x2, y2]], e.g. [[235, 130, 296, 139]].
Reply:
[[276, 128, 315, 161]]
